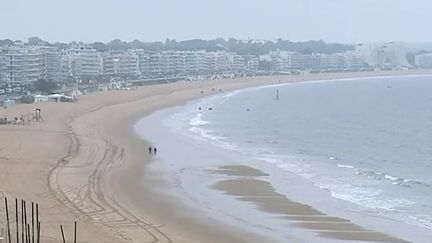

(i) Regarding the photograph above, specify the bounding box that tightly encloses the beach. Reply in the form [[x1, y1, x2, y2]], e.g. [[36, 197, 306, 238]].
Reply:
[[1, 70, 431, 242]]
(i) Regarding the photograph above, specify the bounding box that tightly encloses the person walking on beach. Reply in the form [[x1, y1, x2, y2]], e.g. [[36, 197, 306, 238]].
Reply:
[[148, 146, 152, 154], [154, 147, 157, 155]]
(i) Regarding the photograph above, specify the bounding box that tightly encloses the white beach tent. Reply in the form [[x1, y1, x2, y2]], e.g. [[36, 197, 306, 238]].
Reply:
[[49, 94, 62, 102]]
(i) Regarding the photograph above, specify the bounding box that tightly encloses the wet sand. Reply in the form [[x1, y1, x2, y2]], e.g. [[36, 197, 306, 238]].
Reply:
[[0, 70, 430, 242], [211, 165, 408, 242]]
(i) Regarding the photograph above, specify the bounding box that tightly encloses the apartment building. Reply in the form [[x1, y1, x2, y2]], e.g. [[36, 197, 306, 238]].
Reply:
[[101, 50, 139, 77], [0, 46, 45, 84], [66, 45, 102, 79], [0, 52, 3, 84], [40, 46, 62, 81], [261, 50, 368, 71], [415, 53, 432, 68], [355, 42, 408, 67]]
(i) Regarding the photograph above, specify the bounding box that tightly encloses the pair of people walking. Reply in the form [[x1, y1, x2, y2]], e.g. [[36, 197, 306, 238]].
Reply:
[[148, 146, 157, 155]]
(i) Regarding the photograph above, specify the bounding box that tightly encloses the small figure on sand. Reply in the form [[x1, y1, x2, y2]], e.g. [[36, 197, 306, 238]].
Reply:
[[148, 146, 152, 154], [154, 147, 157, 155]]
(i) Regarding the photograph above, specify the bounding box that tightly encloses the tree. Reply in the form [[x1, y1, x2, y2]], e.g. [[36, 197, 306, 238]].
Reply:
[[28, 36, 48, 46], [0, 39, 14, 46], [34, 79, 58, 94], [20, 95, 35, 104]]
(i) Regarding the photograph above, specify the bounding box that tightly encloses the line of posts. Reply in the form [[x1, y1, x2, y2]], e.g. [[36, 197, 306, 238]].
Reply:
[[3, 197, 77, 243]]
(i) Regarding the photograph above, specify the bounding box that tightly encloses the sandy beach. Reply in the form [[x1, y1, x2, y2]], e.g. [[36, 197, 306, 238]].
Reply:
[[1, 70, 431, 242]]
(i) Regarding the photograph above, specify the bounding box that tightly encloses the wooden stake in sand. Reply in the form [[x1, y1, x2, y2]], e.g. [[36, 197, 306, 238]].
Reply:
[[74, 221, 77, 243], [31, 203, 34, 243], [23, 202, 27, 243], [35, 204, 38, 243], [60, 225, 66, 243], [15, 198, 18, 243], [26, 224, 30, 243], [5, 197, 11, 243], [21, 200, 24, 243], [36, 222, 40, 243]]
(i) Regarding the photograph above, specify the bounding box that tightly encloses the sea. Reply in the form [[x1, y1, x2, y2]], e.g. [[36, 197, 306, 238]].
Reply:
[[135, 75, 432, 242]]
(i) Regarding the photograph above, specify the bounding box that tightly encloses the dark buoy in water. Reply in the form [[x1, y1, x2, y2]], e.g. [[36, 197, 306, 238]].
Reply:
[[208, 107, 213, 111], [198, 107, 202, 111], [200, 90, 204, 94], [246, 108, 250, 112], [387, 85, 392, 88]]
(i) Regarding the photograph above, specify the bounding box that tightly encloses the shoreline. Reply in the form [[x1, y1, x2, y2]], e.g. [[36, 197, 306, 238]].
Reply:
[[132, 75, 431, 242], [1, 70, 431, 242]]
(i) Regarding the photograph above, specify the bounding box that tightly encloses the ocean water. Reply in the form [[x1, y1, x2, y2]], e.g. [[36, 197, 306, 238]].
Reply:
[[136, 75, 432, 242]]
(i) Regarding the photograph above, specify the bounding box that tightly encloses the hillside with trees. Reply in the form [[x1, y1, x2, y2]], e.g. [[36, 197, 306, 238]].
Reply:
[[0, 37, 354, 55]]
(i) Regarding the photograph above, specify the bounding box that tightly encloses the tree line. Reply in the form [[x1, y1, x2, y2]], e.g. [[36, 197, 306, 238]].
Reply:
[[0, 37, 354, 55]]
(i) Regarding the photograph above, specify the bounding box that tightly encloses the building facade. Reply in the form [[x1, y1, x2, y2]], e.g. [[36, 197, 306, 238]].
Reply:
[[355, 42, 408, 67], [0, 46, 45, 84], [415, 53, 432, 68], [40, 46, 62, 82], [101, 50, 139, 77], [66, 45, 102, 79]]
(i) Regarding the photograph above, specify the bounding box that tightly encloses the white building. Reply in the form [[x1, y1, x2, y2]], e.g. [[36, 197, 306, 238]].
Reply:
[[101, 50, 139, 76], [39, 46, 62, 82], [138, 51, 187, 77], [60, 53, 73, 81], [355, 42, 408, 67], [0, 46, 45, 84], [415, 53, 432, 68], [206, 51, 234, 72], [161, 51, 187, 75], [260, 50, 368, 71], [65, 45, 102, 79], [342, 51, 368, 68], [184, 51, 210, 74], [261, 51, 302, 70], [0, 52, 3, 84], [243, 55, 259, 72], [132, 50, 154, 77]]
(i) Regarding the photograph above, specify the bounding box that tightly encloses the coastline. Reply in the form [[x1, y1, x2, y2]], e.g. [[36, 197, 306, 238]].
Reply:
[[1, 70, 431, 242]]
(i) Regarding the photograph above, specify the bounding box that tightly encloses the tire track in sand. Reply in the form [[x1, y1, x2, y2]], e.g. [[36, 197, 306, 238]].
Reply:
[[47, 109, 173, 242]]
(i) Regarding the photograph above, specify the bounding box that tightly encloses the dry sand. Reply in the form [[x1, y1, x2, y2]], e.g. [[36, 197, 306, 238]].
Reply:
[[0, 70, 430, 242]]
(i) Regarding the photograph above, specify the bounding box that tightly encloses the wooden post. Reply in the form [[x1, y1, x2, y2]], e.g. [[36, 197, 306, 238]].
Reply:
[[5, 197, 11, 243], [60, 225, 66, 243], [36, 222, 40, 243], [21, 200, 24, 243], [15, 198, 18, 243], [73, 221, 77, 243], [26, 225, 29, 243], [31, 203, 33, 243], [35, 205, 38, 243], [23, 202, 27, 243]]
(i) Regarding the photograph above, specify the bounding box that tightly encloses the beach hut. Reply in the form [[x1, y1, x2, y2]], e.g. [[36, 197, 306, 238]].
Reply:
[[2, 99, 15, 108]]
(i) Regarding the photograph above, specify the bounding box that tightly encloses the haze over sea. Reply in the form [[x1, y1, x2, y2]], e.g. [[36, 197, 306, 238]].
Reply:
[[136, 75, 432, 242]]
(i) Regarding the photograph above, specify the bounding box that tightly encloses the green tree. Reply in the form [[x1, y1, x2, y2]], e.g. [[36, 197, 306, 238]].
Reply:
[[34, 79, 58, 94], [20, 95, 35, 104]]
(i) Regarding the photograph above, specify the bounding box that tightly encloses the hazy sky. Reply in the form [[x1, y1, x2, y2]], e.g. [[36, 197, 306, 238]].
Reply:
[[0, 0, 431, 43]]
